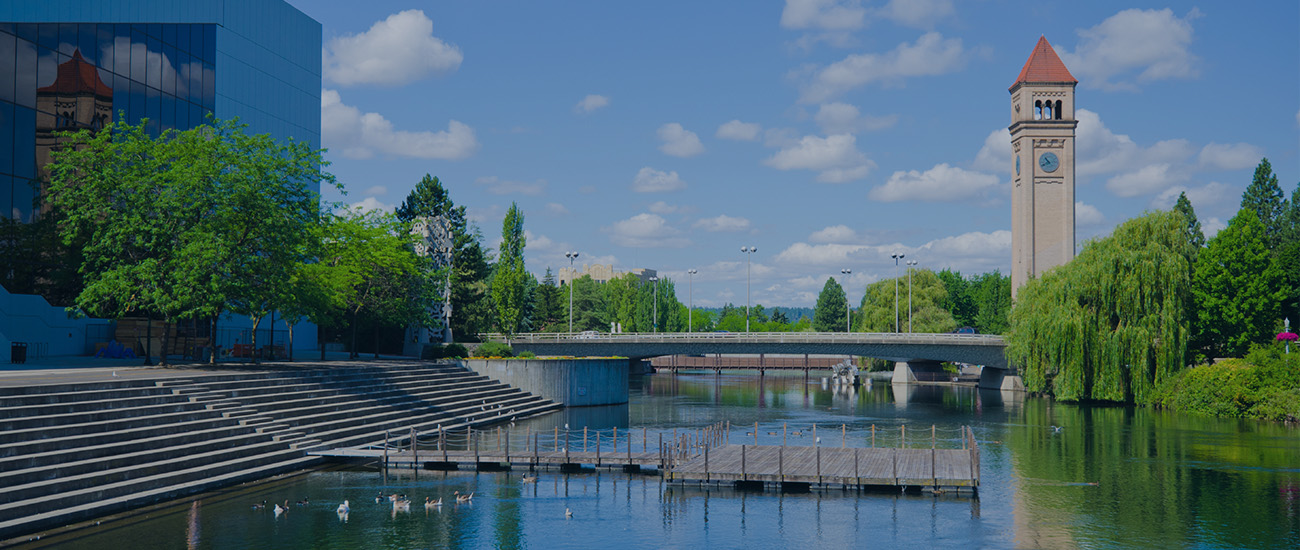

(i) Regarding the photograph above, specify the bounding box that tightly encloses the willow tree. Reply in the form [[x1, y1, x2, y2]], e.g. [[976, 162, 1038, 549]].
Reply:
[[855, 269, 956, 334], [1007, 210, 1194, 403]]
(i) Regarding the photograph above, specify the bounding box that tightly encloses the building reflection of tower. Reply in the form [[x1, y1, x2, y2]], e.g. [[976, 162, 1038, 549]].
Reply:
[[34, 49, 113, 215]]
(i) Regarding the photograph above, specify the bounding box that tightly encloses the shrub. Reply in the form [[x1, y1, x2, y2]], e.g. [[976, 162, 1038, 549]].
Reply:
[[443, 343, 469, 358], [472, 341, 514, 358], [1154, 344, 1300, 421], [517, 350, 537, 359]]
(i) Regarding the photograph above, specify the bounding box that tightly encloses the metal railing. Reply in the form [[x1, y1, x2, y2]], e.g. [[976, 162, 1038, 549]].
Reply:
[[482, 331, 1004, 346]]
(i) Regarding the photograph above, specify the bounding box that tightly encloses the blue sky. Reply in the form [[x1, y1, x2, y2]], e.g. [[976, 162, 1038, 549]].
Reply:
[[290, 0, 1299, 308]]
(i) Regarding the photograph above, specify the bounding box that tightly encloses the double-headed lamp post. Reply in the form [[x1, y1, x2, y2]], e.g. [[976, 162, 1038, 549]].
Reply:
[[840, 268, 852, 333], [565, 251, 579, 333], [906, 260, 918, 333], [649, 276, 659, 333], [687, 269, 697, 334], [741, 246, 757, 333], [891, 253, 904, 333]]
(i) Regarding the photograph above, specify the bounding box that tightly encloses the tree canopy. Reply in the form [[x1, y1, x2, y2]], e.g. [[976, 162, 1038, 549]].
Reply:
[[813, 277, 848, 332], [1007, 210, 1194, 403], [1192, 208, 1287, 358], [855, 270, 955, 334], [492, 203, 528, 335]]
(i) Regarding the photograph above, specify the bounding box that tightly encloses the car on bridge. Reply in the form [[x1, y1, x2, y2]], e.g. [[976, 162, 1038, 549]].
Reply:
[[954, 327, 977, 334]]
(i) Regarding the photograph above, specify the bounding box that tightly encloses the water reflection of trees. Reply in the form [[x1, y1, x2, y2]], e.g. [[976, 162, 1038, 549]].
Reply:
[[1007, 400, 1300, 549]]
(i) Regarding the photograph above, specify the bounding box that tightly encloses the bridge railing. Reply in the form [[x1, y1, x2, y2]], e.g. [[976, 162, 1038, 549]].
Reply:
[[481, 331, 1004, 346]]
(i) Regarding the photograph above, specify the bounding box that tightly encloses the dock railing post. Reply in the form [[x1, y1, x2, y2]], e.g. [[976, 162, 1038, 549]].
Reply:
[[474, 427, 479, 465], [442, 428, 448, 463], [705, 443, 709, 483], [506, 429, 511, 464], [842, 424, 846, 448], [871, 424, 876, 448], [584, 427, 588, 453], [383, 430, 389, 475], [725, 421, 729, 445], [565, 429, 570, 464], [779, 445, 784, 482], [754, 421, 758, 446], [816, 442, 821, 484], [411, 427, 418, 472], [613, 426, 618, 453], [659, 433, 664, 470], [534, 432, 539, 469], [644, 427, 648, 452], [741, 444, 746, 481], [597, 429, 602, 467]]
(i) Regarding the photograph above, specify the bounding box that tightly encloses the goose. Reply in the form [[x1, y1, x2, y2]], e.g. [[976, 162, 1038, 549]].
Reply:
[[273, 501, 289, 516], [392, 497, 411, 511], [251, 500, 266, 511], [336, 500, 350, 514], [565, 507, 573, 519], [296, 497, 309, 506], [375, 491, 386, 503], [521, 474, 538, 483], [767, 431, 779, 436], [1050, 425, 1063, 433], [425, 496, 442, 508], [454, 491, 474, 503], [790, 431, 804, 436]]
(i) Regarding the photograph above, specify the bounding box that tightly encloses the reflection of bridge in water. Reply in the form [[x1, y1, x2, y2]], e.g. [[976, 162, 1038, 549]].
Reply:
[[502, 332, 1020, 390]]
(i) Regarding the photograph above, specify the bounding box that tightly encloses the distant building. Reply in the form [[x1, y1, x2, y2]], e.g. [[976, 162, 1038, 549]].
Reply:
[[557, 264, 657, 286]]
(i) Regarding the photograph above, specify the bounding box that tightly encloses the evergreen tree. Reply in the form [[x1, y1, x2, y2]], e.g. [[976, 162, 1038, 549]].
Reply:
[[533, 268, 563, 331], [566, 275, 608, 331], [813, 277, 848, 332], [492, 203, 527, 335], [1193, 208, 1287, 358], [1174, 191, 1206, 251], [771, 308, 789, 324], [1241, 158, 1286, 248]]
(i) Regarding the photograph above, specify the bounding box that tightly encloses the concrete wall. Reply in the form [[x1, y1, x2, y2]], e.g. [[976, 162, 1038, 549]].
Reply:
[[1, 285, 112, 361], [461, 358, 629, 407]]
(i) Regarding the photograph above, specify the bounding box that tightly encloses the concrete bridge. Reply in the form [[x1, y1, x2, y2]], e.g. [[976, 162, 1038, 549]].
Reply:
[[497, 332, 1020, 390]]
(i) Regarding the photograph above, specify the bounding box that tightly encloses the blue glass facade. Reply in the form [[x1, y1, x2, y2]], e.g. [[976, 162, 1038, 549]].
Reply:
[[0, 0, 322, 221]]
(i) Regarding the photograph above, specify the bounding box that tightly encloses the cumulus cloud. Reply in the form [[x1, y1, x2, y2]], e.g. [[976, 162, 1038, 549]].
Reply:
[[774, 242, 872, 265], [716, 120, 762, 141], [631, 167, 687, 193], [658, 123, 705, 157], [1105, 164, 1184, 197], [918, 230, 1012, 259], [868, 163, 1000, 202], [474, 176, 546, 196], [1075, 202, 1105, 225], [574, 94, 610, 114], [693, 215, 752, 232], [798, 32, 965, 103], [809, 224, 860, 243], [545, 202, 570, 216], [1197, 142, 1263, 171], [1150, 181, 1231, 211], [876, 0, 954, 28], [780, 0, 865, 31], [1058, 8, 1201, 91], [1202, 217, 1226, 239], [606, 213, 690, 248], [349, 196, 395, 213], [647, 201, 678, 214], [322, 89, 479, 159], [1075, 108, 1194, 179], [973, 128, 1012, 172], [764, 134, 875, 183], [814, 102, 898, 134], [323, 10, 462, 86]]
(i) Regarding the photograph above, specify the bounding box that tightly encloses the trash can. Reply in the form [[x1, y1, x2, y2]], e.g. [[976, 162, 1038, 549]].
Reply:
[[11, 342, 27, 364]]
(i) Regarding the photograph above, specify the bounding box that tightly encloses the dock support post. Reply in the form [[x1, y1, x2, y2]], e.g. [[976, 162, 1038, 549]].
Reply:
[[779, 445, 784, 482], [506, 429, 510, 464], [565, 429, 570, 464], [473, 427, 479, 465], [383, 430, 389, 476], [704, 443, 709, 482], [442, 429, 448, 463], [534, 432, 539, 470], [584, 427, 588, 453], [741, 444, 746, 480], [411, 427, 418, 472], [596, 429, 601, 467]]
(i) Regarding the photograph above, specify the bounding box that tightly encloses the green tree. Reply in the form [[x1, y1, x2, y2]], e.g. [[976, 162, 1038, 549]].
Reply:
[[1193, 208, 1287, 358], [532, 268, 564, 331], [771, 308, 789, 324], [1007, 211, 1194, 403], [605, 274, 641, 331], [1174, 191, 1206, 252], [1241, 158, 1287, 248], [813, 277, 848, 332], [492, 203, 528, 335], [855, 270, 955, 334], [970, 271, 1011, 335], [937, 269, 975, 328], [394, 175, 492, 341], [566, 275, 608, 332]]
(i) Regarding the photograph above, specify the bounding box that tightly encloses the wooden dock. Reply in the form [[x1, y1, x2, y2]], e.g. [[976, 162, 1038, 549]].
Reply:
[[310, 423, 980, 492]]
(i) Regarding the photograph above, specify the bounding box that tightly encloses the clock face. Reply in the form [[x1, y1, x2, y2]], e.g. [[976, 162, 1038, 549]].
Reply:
[[1039, 152, 1059, 173]]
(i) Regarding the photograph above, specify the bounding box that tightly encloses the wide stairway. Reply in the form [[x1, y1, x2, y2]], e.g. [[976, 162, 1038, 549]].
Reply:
[[0, 361, 560, 540]]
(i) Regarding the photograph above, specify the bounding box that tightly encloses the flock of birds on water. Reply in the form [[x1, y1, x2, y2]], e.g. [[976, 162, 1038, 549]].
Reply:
[[250, 474, 575, 521]]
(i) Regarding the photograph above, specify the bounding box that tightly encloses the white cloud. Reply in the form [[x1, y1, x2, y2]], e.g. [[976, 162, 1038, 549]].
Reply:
[[349, 196, 394, 213], [632, 167, 687, 193], [1197, 142, 1263, 171], [918, 230, 1012, 259], [523, 230, 556, 252], [1203, 217, 1225, 239], [780, 0, 865, 31], [658, 123, 705, 157], [799, 32, 965, 103], [1106, 164, 1184, 197], [869, 163, 1000, 202], [647, 201, 678, 214], [809, 224, 860, 244], [1075, 109, 1194, 179], [474, 176, 546, 196], [763, 127, 801, 148], [1151, 181, 1230, 211], [814, 102, 898, 134], [606, 213, 690, 248], [764, 134, 875, 183], [877, 0, 954, 28], [1075, 202, 1105, 226], [693, 215, 752, 232], [323, 10, 462, 86], [574, 94, 610, 114], [716, 120, 762, 141], [775, 242, 871, 265], [1058, 8, 1201, 91], [322, 89, 479, 160], [545, 202, 570, 216], [973, 128, 1012, 172]]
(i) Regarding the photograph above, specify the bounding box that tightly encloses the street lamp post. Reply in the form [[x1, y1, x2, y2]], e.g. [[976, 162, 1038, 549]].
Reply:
[[649, 276, 659, 333], [741, 246, 757, 333], [840, 268, 852, 333], [687, 269, 697, 334], [891, 253, 904, 333], [906, 260, 918, 333], [565, 251, 579, 333]]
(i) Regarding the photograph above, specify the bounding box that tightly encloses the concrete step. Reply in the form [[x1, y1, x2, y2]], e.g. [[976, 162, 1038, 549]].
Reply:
[[0, 414, 243, 454], [0, 393, 198, 419], [0, 386, 179, 407], [0, 401, 214, 432], [0, 379, 163, 397], [0, 408, 238, 445], [0, 421, 267, 468]]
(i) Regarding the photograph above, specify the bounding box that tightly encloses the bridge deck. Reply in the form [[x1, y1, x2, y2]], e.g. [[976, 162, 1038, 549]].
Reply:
[[667, 445, 977, 488]]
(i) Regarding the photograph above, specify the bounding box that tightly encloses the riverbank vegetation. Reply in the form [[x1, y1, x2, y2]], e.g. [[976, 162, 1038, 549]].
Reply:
[[1007, 158, 1300, 416]]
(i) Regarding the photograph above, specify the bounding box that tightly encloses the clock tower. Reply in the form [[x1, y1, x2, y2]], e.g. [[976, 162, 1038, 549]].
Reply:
[[1009, 36, 1077, 299]]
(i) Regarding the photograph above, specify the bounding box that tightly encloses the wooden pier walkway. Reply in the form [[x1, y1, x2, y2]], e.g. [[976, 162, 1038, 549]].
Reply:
[[310, 423, 980, 492]]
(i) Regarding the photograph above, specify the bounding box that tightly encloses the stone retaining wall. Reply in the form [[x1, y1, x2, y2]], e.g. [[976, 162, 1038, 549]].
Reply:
[[461, 358, 629, 407]]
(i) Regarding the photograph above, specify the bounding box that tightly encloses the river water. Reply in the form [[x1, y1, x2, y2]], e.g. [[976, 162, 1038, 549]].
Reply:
[[15, 371, 1300, 549]]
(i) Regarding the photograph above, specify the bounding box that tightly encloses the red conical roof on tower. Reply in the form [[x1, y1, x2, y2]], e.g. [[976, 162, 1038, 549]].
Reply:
[[37, 49, 113, 97], [1009, 36, 1076, 91]]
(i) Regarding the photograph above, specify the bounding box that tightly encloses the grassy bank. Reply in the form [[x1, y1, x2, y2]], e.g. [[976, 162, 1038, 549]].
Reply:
[[1154, 345, 1300, 422]]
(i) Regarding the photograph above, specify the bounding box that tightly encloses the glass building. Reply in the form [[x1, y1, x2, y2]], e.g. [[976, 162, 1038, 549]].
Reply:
[[1, 0, 321, 356]]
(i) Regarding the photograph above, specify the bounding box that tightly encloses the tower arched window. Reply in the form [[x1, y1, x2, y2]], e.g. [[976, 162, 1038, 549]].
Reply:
[[1044, 101, 1053, 120], [1054, 100, 1063, 120], [1034, 100, 1043, 120]]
